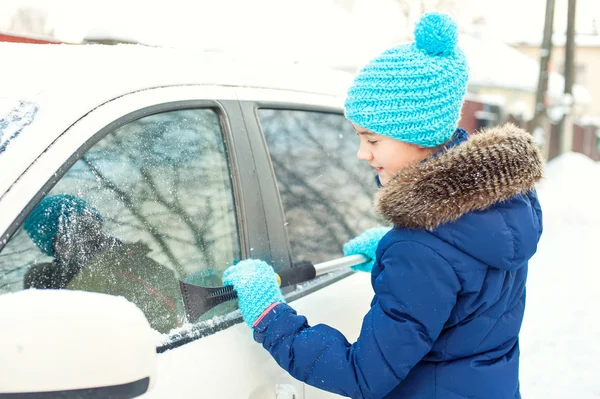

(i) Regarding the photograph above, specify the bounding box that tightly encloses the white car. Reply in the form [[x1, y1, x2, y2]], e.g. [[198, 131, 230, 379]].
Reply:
[[0, 43, 380, 398]]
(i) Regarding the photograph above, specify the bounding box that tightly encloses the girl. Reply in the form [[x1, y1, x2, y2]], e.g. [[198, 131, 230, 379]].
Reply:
[[223, 12, 543, 399]]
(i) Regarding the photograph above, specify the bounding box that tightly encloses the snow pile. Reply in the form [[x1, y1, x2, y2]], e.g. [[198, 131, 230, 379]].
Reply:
[[520, 152, 600, 399], [536, 152, 600, 226]]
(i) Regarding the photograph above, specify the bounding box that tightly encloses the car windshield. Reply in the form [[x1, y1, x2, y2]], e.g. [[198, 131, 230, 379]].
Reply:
[[0, 99, 39, 154]]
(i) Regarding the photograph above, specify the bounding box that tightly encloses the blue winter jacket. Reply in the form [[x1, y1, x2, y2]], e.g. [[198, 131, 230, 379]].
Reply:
[[253, 125, 544, 398]]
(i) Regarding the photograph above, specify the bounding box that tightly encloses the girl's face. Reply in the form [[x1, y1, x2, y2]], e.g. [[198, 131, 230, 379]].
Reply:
[[354, 124, 438, 186]]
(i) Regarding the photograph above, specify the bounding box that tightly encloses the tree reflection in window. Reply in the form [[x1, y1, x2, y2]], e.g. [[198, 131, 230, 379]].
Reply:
[[259, 109, 382, 264], [0, 109, 240, 328]]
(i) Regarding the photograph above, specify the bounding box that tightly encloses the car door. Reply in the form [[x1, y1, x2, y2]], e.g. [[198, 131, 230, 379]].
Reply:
[[0, 85, 305, 399], [237, 87, 382, 398]]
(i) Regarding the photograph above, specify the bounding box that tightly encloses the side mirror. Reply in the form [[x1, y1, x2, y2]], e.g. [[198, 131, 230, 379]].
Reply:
[[0, 290, 157, 398]]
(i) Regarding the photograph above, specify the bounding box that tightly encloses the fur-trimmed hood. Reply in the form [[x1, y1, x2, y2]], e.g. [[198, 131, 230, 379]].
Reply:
[[376, 124, 544, 231]]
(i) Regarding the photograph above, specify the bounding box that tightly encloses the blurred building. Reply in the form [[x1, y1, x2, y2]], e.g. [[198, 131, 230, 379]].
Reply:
[[509, 34, 600, 160], [459, 35, 590, 119], [510, 34, 600, 119]]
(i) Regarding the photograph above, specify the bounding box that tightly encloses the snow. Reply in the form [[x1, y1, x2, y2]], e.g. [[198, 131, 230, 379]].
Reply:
[[0, 286, 143, 315], [157, 310, 242, 347], [0, 99, 38, 154], [520, 152, 600, 398], [0, 42, 353, 102], [536, 152, 600, 226]]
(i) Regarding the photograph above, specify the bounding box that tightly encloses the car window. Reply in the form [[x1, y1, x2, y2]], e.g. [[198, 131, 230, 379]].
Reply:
[[258, 109, 382, 264], [0, 108, 241, 334]]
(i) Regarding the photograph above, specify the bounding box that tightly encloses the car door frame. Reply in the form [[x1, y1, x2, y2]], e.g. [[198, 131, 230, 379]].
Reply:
[[235, 87, 357, 299], [0, 84, 281, 350]]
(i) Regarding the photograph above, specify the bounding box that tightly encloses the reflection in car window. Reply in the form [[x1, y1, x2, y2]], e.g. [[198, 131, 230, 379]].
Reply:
[[0, 109, 241, 333], [258, 109, 382, 264]]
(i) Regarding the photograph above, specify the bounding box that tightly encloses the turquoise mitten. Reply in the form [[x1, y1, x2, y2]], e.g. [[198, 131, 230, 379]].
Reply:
[[222, 259, 285, 327], [343, 227, 391, 273]]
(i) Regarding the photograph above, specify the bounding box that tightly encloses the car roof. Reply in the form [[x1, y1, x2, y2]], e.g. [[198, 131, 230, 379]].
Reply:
[[1, 42, 354, 101], [0, 43, 354, 199], [0, 43, 354, 157]]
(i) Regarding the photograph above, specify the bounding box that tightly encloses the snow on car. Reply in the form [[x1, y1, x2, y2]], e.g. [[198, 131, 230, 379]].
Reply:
[[0, 42, 377, 398]]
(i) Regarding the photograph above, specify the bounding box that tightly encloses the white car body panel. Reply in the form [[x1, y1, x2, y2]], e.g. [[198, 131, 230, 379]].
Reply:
[[149, 272, 371, 399], [0, 43, 371, 399]]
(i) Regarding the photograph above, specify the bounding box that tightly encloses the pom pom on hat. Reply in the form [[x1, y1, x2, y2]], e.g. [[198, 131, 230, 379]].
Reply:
[[414, 12, 458, 56]]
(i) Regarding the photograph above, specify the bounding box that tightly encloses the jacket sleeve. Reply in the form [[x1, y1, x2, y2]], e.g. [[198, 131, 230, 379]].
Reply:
[[252, 241, 461, 399]]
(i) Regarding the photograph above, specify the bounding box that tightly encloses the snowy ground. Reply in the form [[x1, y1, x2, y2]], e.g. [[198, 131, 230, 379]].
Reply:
[[520, 152, 600, 398]]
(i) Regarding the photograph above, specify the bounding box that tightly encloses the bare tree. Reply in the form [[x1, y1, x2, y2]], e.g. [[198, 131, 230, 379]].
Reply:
[[259, 110, 382, 264], [0, 109, 239, 293]]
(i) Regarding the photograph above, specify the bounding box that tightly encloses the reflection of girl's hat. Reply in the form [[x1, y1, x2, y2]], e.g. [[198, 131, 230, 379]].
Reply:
[[24, 194, 103, 256]]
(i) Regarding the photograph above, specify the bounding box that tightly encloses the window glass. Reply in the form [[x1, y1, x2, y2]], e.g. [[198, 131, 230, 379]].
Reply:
[[0, 109, 240, 334], [258, 109, 382, 264]]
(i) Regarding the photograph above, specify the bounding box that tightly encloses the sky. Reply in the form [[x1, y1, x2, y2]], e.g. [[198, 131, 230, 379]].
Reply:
[[1, 0, 599, 47]]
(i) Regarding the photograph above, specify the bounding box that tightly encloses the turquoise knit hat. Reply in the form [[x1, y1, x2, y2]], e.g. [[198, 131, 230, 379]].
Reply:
[[23, 194, 103, 256], [344, 12, 469, 147]]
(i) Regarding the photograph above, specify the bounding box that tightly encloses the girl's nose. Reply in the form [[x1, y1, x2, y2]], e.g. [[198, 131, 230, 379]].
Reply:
[[357, 144, 373, 161]]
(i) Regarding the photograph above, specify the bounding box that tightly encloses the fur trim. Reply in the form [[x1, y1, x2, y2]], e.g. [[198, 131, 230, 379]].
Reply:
[[375, 123, 544, 230]]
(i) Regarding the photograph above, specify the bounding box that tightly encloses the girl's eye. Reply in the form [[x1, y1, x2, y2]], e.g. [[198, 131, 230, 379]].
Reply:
[[368, 140, 378, 145]]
